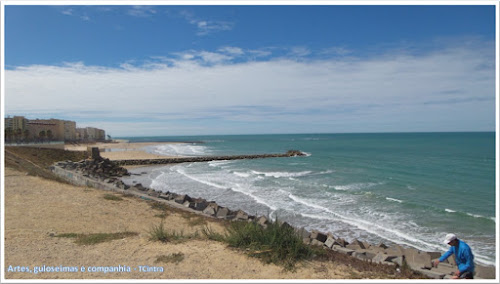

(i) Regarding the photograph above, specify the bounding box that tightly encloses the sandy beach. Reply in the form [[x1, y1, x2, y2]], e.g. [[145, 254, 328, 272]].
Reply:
[[4, 167, 356, 280], [64, 141, 180, 160]]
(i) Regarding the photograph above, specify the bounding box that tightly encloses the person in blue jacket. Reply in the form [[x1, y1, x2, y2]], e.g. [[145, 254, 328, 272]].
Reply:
[[433, 233, 475, 279]]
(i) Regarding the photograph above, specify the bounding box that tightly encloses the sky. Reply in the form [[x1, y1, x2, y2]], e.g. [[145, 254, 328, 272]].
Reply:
[[3, 4, 497, 137]]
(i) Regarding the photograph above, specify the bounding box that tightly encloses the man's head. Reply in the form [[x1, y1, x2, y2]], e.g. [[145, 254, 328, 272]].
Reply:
[[444, 233, 458, 246]]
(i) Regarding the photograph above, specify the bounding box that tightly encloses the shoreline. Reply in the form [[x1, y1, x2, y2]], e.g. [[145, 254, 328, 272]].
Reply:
[[65, 141, 182, 160], [7, 167, 355, 279], [4, 145, 496, 279], [48, 158, 496, 280], [65, 142, 498, 269]]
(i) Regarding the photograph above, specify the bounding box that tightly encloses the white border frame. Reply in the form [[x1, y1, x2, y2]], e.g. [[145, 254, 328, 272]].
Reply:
[[1, 1, 499, 283]]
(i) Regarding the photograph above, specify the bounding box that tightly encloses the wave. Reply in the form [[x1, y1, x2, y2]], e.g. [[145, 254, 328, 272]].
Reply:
[[175, 168, 229, 190], [287, 193, 446, 253], [151, 143, 211, 157], [208, 160, 232, 167], [386, 197, 403, 203], [233, 171, 251, 178], [444, 209, 495, 222], [174, 168, 277, 211], [251, 170, 312, 178]]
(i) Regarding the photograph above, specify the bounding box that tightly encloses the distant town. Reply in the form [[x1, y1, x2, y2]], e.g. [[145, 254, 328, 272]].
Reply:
[[4, 116, 107, 143]]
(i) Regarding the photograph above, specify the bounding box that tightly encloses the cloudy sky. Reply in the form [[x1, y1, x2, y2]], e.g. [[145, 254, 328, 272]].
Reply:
[[4, 4, 497, 137]]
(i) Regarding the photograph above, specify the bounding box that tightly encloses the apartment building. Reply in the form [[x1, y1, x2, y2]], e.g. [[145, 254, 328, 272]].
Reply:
[[5, 115, 105, 142]]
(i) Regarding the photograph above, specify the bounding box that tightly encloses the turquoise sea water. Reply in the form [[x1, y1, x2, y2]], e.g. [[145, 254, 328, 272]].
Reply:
[[120, 132, 496, 266]]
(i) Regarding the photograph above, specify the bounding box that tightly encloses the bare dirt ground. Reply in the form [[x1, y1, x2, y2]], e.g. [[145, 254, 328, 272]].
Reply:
[[4, 167, 359, 280]]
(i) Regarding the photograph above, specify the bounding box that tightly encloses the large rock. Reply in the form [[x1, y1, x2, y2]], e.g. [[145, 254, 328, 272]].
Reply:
[[297, 228, 310, 239], [202, 206, 216, 216], [216, 207, 229, 219], [174, 194, 192, 204], [310, 239, 324, 247], [346, 239, 366, 250], [372, 253, 392, 264], [404, 248, 432, 270], [190, 201, 209, 211], [475, 265, 496, 279], [331, 245, 355, 255], [324, 237, 336, 249], [390, 256, 404, 267], [414, 268, 445, 279], [234, 210, 249, 221], [384, 245, 405, 257], [334, 238, 349, 247], [256, 216, 268, 226], [310, 230, 328, 243], [352, 251, 376, 262]]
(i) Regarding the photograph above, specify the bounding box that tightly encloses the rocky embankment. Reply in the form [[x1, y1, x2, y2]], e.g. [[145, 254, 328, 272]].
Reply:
[[51, 156, 496, 280], [114, 150, 306, 166]]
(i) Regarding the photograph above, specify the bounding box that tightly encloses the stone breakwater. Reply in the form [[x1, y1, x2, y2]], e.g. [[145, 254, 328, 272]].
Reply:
[[50, 158, 496, 280], [114, 150, 307, 166]]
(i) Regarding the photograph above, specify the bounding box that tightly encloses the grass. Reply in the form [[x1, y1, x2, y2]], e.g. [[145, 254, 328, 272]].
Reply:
[[150, 201, 170, 211], [182, 214, 207, 226], [55, 233, 79, 238], [155, 253, 185, 264], [55, 231, 139, 245], [203, 218, 319, 271], [148, 221, 199, 243], [150, 201, 171, 219], [103, 193, 124, 201]]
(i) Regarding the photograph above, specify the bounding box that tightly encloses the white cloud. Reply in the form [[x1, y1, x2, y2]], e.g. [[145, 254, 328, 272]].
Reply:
[[218, 47, 245, 56], [179, 10, 234, 36], [289, 47, 311, 57], [320, 46, 352, 56], [127, 6, 157, 17], [61, 8, 73, 16], [5, 43, 495, 136]]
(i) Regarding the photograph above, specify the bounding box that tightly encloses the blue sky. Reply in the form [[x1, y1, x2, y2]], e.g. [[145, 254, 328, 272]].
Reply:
[[4, 4, 497, 136]]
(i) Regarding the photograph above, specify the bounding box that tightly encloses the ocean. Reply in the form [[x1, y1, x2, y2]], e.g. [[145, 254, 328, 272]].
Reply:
[[119, 132, 496, 266]]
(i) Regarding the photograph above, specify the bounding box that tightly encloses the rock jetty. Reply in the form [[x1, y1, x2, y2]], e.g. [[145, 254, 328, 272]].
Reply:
[[114, 150, 307, 166], [50, 155, 496, 280]]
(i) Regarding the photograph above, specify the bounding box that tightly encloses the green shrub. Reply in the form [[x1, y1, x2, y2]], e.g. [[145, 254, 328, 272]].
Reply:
[[55, 232, 138, 245], [155, 253, 185, 264], [103, 194, 123, 201], [148, 221, 198, 243], [208, 218, 315, 271]]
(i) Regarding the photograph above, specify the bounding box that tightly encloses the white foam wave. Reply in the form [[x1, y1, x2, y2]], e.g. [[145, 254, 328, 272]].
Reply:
[[176, 168, 228, 190], [208, 160, 231, 167], [445, 208, 457, 213], [152, 143, 210, 157], [466, 212, 496, 223], [230, 183, 278, 211], [251, 170, 312, 178], [386, 197, 403, 203], [288, 193, 446, 252], [233, 171, 250, 178], [302, 152, 312, 157], [175, 168, 277, 211]]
